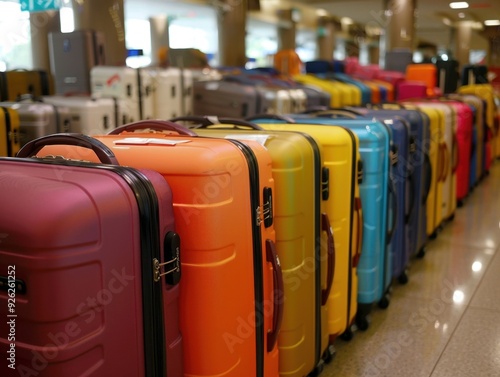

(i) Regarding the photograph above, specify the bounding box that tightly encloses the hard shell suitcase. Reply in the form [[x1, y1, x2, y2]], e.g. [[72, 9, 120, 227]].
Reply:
[[305, 60, 332, 74], [273, 49, 302, 76], [42, 96, 118, 135], [0, 106, 21, 156], [436, 59, 459, 94], [397, 81, 428, 101], [0, 101, 71, 147], [90, 66, 154, 123], [172, 115, 334, 376], [400, 103, 445, 238], [293, 74, 348, 108], [352, 106, 432, 260], [461, 64, 489, 85], [0, 133, 183, 377], [385, 49, 413, 73], [48, 30, 106, 95], [282, 113, 395, 329], [331, 73, 371, 105], [405, 64, 437, 96], [39, 122, 283, 377], [0, 70, 53, 102], [249, 115, 363, 340]]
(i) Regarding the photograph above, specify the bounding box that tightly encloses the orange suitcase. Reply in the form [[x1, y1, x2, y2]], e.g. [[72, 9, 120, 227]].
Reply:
[[32, 121, 283, 377], [405, 64, 437, 97]]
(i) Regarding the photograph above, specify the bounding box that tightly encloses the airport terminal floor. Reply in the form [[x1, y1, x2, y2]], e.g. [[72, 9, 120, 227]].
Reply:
[[322, 161, 500, 377]]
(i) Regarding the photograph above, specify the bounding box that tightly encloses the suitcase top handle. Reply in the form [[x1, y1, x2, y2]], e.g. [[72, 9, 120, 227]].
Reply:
[[108, 120, 198, 137], [16, 133, 119, 165], [307, 108, 362, 119], [170, 115, 264, 130], [245, 114, 296, 123]]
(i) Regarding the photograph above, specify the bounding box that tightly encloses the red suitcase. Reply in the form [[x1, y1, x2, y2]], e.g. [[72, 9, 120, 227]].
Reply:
[[33, 122, 283, 377], [397, 81, 427, 100], [0, 134, 182, 377]]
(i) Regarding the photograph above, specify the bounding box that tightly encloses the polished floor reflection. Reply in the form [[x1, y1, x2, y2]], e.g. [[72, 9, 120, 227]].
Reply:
[[322, 161, 500, 377]]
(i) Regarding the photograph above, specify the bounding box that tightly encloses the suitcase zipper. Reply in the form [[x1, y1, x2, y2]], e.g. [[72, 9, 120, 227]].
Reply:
[[227, 140, 265, 377]]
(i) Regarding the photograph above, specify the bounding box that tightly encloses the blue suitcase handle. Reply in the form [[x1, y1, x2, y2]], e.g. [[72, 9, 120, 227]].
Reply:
[[16, 133, 119, 165]]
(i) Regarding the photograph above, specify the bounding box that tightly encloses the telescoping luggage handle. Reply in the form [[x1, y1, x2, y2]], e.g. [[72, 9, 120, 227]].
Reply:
[[16, 133, 119, 165], [170, 115, 265, 130], [108, 120, 198, 136], [266, 239, 284, 353], [321, 213, 335, 306]]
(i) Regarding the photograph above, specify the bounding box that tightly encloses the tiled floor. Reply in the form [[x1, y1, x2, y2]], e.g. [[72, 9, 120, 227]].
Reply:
[[322, 161, 500, 377]]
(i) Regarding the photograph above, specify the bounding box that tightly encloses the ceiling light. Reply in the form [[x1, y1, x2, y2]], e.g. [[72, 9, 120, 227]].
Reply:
[[449, 2, 469, 9], [458, 12, 465, 18], [316, 9, 328, 17], [484, 19, 500, 26], [341, 17, 353, 25]]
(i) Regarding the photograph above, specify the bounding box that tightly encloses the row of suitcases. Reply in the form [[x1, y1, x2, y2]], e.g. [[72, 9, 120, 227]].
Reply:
[[0, 86, 499, 377]]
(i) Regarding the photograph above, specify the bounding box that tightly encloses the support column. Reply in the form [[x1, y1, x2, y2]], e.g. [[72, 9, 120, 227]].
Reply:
[[384, 0, 417, 51], [490, 37, 500, 66], [455, 21, 472, 69], [30, 11, 61, 71], [277, 9, 296, 51], [216, 0, 247, 67], [317, 16, 336, 60], [72, 0, 126, 66], [149, 15, 170, 67]]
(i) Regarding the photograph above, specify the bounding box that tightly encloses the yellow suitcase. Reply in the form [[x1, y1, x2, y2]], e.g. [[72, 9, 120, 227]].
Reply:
[[0, 70, 54, 101], [458, 84, 499, 160], [401, 103, 445, 238], [0, 106, 21, 156], [250, 117, 363, 344], [172, 116, 335, 376]]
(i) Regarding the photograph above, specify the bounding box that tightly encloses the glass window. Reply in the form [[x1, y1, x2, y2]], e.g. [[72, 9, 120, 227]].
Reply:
[[0, 1, 32, 70]]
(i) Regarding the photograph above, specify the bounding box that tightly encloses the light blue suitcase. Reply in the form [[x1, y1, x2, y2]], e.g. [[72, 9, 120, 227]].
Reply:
[[250, 111, 395, 330]]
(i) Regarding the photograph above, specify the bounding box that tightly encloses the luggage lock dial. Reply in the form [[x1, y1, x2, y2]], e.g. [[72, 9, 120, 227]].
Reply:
[[153, 232, 181, 286]]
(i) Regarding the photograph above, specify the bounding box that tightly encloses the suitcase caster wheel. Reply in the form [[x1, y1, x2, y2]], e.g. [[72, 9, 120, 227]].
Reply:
[[457, 200, 464, 208], [448, 214, 455, 222], [323, 344, 336, 364], [429, 231, 438, 240], [356, 315, 370, 331], [340, 327, 354, 341], [417, 247, 426, 259], [313, 360, 325, 376], [398, 271, 409, 285], [378, 294, 390, 309]]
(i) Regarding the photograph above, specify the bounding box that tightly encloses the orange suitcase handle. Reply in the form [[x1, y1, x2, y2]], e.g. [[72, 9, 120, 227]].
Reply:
[[16, 133, 119, 165], [265, 239, 284, 353], [353, 197, 363, 268], [171, 115, 265, 130], [108, 120, 198, 136], [321, 213, 335, 306]]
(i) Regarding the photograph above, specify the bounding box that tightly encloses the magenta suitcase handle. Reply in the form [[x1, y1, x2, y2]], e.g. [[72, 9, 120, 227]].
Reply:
[[171, 115, 264, 130], [108, 120, 198, 136], [265, 239, 284, 353], [246, 114, 296, 123], [321, 213, 335, 306], [16, 133, 119, 165]]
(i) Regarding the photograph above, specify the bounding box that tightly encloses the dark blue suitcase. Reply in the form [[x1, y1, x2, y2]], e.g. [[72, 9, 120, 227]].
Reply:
[[305, 60, 333, 74], [255, 111, 395, 330], [332, 60, 346, 73]]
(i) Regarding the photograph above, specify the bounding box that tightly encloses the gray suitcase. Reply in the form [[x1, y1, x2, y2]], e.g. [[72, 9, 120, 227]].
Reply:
[[0, 101, 72, 146], [49, 30, 106, 95], [385, 49, 413, 73]]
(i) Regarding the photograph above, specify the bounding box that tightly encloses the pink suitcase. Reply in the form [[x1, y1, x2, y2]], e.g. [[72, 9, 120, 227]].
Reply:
[[0, 134, 182, 377], [397, 81, 428, 100]]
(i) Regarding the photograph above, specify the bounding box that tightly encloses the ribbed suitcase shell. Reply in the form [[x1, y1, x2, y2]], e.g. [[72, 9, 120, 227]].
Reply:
[[186, 123, 331, 376], [285, 115, 394, 321], [39, 125, 280, 377], [293, 74, 349, 108], [400, 103, 444, 237], [0, 138, 182, 377], [252, 118, 362, 340], [353, 107, 431, 259], [0, 107, 21, 156]]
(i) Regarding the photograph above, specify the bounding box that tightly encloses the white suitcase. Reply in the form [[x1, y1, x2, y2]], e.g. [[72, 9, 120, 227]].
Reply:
[[289, 88, 307, 113], [181, 68, 194, 116], [42, 95, 118, 135], [0, 102, 72, 146], [90, 66, 154, 122]]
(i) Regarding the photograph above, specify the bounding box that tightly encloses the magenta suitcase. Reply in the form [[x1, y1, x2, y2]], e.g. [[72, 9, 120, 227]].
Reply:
[[0, 134, 182, 377], [397, 81, 427, 101]]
